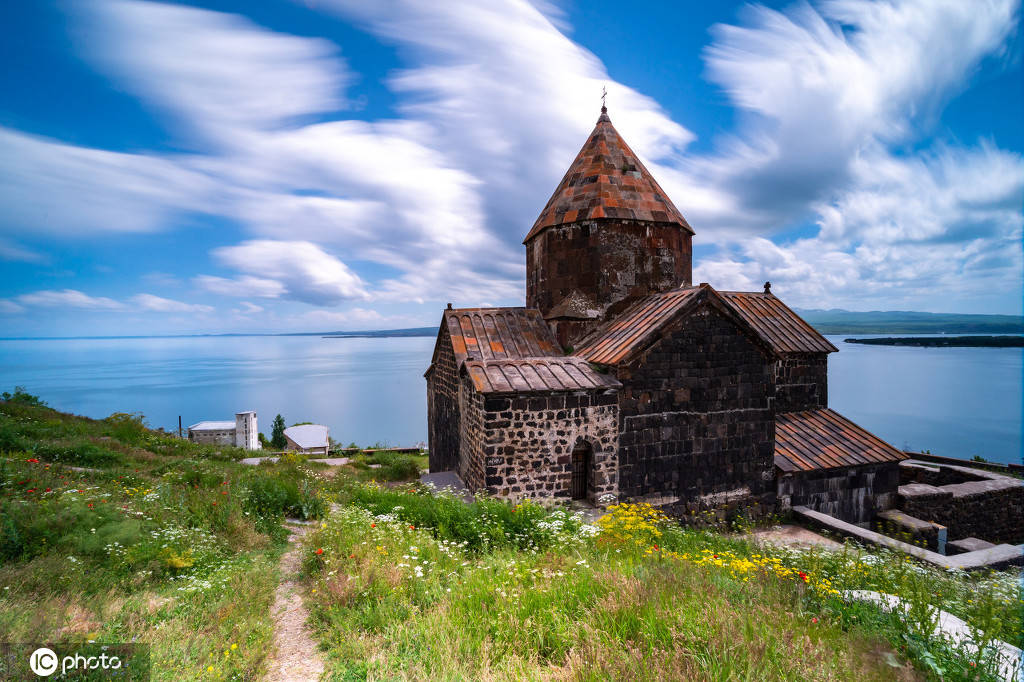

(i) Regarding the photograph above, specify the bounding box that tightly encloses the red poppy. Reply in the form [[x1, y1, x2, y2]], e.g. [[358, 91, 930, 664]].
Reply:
[[26, 458, 39, 463], [349, 554, 355, 558], [798, 571, 808, 582], [370, 523, 376, 528], [212, 502, 217, 506], [653, 544, 659, 550], [811, 617, 818, 624], [26, 489, 36, 493], [316, 548, 324, 555], [45, 488, 52, 492], [409, 525, 415, 530], [87, 503, 93, 508], [221, 491, 228, 495]]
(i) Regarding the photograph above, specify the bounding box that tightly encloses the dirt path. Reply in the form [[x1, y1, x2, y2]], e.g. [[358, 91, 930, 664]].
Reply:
[[265, 523, 325, 682]]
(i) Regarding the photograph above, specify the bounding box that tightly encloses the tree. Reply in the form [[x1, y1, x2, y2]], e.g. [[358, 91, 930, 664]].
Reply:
[[258, 432, 270, 448], [271, 414, 287, 449]]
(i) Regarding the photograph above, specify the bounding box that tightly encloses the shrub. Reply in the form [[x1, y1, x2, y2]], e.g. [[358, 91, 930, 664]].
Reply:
[[1, 387, 46, 406], [365, 451, 422, 481], [345, 483, 593, 553], [33, 441, 123, 466]]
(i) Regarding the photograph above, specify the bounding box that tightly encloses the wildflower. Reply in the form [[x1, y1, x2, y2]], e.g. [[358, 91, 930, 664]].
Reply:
[[811, 617, 818, 623], [409, 525, 415, 530], [316, 548, 324, 555], [26, 458, 39, 463], [87, 503, 94, 508], [371, 523, 376, 528], [349, 554, 355, 558], [230, 644, 237, 650], [26, 489, 36, 493]]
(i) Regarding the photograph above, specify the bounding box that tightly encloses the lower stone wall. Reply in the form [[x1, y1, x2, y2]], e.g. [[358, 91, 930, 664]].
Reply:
[[456, 376, 487, 492], [777, 462, 901, 525], [898, 465, 1024, 544], [477, 390, 619, 504]]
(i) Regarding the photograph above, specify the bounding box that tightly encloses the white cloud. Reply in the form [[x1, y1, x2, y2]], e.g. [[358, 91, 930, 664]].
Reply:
[[0, 300, 25, 314], [685, 0, 1023, 312], [2, 0, 1021, 330], [0, 238, 46, 264], [210, 240, 369, 305], [16, 289, 126, 310], [194, 274, 286, 299], [0, 128, 214, 237], [131, 293, 214, 314], [233, 301, 264, 315], [78, 0, 348, 144]]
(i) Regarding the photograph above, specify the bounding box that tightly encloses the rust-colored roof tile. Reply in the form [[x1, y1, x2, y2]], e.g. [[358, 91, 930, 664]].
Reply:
[[443, 307, 559, 368], [718, 291, 837, 354], [774, 409, 907, 472], [572, 286, 704, 365], [464, 357, 621, 395], [525, 109, 693, 242]]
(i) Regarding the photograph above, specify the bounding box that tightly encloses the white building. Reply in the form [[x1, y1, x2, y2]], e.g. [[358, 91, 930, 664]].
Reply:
[[283, 424, 330, 456], [188, 411, 260, 450]]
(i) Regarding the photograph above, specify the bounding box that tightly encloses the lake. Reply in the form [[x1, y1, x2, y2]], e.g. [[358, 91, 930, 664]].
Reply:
[[0, 334, 1019, 464]]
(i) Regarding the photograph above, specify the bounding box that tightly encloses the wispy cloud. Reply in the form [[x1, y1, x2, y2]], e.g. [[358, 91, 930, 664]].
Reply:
[[210, 240, 369, 305], [15, 289, 126, 310], [131, 293, 214, 314]]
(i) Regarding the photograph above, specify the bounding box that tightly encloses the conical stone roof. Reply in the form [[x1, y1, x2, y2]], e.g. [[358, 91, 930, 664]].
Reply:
[[524, 108, 693, 243]]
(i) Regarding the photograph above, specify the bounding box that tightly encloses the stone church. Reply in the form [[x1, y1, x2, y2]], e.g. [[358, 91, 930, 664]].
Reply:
[[425, 106, 906, 523]]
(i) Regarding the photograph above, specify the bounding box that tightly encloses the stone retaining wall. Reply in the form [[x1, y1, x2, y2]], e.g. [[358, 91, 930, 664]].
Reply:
[[898, 462, 1024, 544]]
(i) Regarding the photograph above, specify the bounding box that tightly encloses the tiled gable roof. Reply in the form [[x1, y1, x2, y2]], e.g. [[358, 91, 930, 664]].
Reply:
[[718, 292, 837, 354], [524, 109, 693, 242], [572, 286, 704, 365], [464, 357, 620, 394], [774, 409, 907, 473], [441, 307, 560, 367]]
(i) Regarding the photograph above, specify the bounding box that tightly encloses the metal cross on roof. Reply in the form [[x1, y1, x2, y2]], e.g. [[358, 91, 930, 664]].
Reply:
[[601, 85, 607, 111]]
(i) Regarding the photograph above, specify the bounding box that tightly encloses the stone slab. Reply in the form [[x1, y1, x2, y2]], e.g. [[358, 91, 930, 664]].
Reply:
[[947, 537, 996, 553], [877, 509, 945, 532], [309, 457, 350, 466], [844, 590, 1023, 682], [240, 456, 279, 465], [793, 506, 1023, 571], [420, 471, 475, 503]]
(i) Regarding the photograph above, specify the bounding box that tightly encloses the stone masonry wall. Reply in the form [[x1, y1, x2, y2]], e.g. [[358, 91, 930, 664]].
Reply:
[[777, 462, 901, 525], [774, 354, 828, 413], [463, 389, 619, 504], [898, 466, 1024, 544], [426, 326, 461, 473], [615, 302, 776, 517], [456, 373, 486, 491], [526, 219, 691, 346]]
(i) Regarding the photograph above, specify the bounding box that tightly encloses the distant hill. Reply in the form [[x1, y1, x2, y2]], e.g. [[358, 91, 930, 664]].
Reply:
[[320, 327, 436, 338], [794, 309, 1024, 335]]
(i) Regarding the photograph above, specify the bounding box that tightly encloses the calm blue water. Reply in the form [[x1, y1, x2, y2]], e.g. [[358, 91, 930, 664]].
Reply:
[[0, 334, 1019, 463]]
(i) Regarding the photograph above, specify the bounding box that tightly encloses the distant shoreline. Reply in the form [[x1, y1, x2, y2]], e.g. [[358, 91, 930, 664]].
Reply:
[[844, 336, 1024, 348]]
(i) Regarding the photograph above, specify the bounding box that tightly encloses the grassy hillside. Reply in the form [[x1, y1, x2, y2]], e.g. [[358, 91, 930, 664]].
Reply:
[[1, 390, 1020, 680], [797, 309, 1024, 335]]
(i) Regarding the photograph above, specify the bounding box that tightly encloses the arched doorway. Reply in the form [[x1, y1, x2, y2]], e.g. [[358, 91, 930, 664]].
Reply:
[[570, 441, 593, 500]]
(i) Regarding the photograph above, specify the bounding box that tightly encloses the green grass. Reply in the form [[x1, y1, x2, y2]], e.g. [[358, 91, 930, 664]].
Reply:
[[2, 390, 1021, 681], [0, 390, 362, 680], [304, 490, 1023, 681]]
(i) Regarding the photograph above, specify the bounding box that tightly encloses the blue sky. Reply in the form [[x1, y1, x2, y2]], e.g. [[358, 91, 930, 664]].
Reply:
[[0, 0, 1021, 336]]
